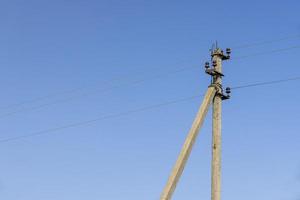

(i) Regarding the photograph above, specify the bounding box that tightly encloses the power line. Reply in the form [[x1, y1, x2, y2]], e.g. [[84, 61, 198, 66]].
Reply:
[[2, 34, 300, 112], [0, 43, 299, 119], [233, 45, 300, 60], [0, 94, 202, 143], [231, 76, 300, 90], [1, 44, 299, 119], [232, 34, 300, 50], [0, 75, 300, 144], [0, 58, 199, 111], [0, 73, 141, 110], [0, 65, 198, 119]]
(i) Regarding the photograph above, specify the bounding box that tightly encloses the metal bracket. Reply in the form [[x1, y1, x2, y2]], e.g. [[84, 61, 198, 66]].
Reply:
[[221, 54, 230, 60], [216, 90, 230, 100], [221, 94, 230, 100], [211, 48, 231, 61], [205, 68, 224, 77], [210, 83, 231, 101]]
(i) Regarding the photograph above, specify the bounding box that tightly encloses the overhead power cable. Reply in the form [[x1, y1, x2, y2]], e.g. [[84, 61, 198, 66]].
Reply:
[[2, 34, 300, 112], [231, 76, 300, 90], [1, 44, 300, 119], [232, 34, 300, 50], [0, 75, 300, 144], [233, 45, 300, 60], [0, 58, 199, 111], [0, 65, 198, 119], [0, 95, 202, 143]]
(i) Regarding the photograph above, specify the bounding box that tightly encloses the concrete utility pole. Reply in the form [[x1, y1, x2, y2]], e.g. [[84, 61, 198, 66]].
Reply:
[[160, 86, 216, 200], [210, 47, 230, 200], [160, 45, 231, 200]]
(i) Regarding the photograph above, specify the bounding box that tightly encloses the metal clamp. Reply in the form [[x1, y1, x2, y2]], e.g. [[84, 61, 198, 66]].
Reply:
[[209, 84, 231, 100]]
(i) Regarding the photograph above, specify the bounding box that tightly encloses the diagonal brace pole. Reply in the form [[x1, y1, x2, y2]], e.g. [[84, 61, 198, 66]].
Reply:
[[160, 86, 217, 200]]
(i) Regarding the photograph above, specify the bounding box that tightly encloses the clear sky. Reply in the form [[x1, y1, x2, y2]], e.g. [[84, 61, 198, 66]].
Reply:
[[0, 0, 299, 200]]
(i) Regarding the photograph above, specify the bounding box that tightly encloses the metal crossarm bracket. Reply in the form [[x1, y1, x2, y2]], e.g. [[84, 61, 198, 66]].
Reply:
[[205, 68, 224, 77]]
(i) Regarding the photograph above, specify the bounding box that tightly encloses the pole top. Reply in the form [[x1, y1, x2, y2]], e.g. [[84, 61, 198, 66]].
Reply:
[[205, 43, 232, 100], [210, 42, 231, 60]]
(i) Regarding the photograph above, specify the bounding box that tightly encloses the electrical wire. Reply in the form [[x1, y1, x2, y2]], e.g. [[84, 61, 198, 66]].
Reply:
[[0, 94, 203, 143], [0, 39, 300, 120], [231, 76, 300, 90], [1, 44, 300, 119], [0, 57, 199, 110], [232, 45, 300, 60], [232, 34, 300, 50], [0, 65, 199, 119], [2, 34, 300, 112], [0, 75, 300, 144]]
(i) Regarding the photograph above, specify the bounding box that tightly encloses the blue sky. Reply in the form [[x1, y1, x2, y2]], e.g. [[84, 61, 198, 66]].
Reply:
[[0, 0, 299, 199]]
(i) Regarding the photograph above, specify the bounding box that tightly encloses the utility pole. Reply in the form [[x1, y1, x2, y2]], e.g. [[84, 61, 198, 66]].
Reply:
[[210, 47, 230, 200], [160, 86, 216, 200], [160, 45, 231, 200]]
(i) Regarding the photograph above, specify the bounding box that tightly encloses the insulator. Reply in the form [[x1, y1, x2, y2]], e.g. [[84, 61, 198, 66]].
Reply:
[[226, 48, 231, 55], [212, 60, 217, 67], [205, 62, 210, 69], [225, 87, 231, 94]]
